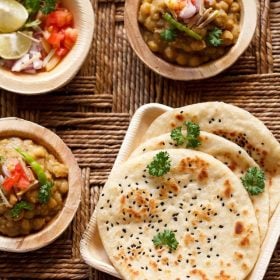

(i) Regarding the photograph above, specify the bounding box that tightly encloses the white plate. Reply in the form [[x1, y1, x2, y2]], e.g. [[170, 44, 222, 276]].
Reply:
[[80, 103, 280, 280]]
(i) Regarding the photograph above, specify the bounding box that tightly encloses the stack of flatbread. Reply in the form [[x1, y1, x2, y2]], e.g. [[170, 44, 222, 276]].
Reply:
[[96, 102, 280, 279]]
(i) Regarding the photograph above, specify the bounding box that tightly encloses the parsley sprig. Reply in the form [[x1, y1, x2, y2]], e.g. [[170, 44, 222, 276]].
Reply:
[[206, 27, 223, 47], [24, 0, 57, 15], [147, 151, 171, 177], [171, 121, 201, 148], [152, 230, 179, 251], [38, 181, 53, 204], [10, 201, 33, 219], [160, 28, 176, 42], [241, 167, 265, 196]]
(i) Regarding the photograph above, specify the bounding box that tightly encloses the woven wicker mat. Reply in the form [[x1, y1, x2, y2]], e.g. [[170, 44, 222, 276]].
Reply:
[[0, 0, 280, 279]]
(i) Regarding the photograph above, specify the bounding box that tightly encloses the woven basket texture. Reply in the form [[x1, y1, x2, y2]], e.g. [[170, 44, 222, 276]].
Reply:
[[0, 0, 280, 279]]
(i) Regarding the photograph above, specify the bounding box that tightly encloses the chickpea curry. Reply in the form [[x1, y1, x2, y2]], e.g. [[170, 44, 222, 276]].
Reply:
[[0, 138, 68, 237], [138, 0, 241, 67]]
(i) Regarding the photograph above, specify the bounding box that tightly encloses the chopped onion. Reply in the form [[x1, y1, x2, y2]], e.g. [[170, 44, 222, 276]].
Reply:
[[0, 186, 11, 207]]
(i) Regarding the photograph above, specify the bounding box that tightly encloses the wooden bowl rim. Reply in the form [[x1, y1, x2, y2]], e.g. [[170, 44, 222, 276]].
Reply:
[[0, 0, 95, 95], [124, 0, 257, 80], [0, 118, 82, 252]]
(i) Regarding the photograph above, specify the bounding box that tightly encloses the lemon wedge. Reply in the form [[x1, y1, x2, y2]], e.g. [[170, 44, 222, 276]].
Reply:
[[0, 0, 29, 33], [0, 32, 32, 59]]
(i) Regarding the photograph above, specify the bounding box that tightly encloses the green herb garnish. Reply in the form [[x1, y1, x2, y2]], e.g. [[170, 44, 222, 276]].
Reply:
[[171, 121, 201, 148], [162, 13, 202, 41], [38, 181, 53, 204], [24, 0, 56, 15], [10, 201, 33, 219], [152, 230, 179, 251], [241, 167, 265, 196], [206, 27, 223, 47], [147, 151, 171, 177], [41, 0, 56, 14], [160, 28, 176, 42]]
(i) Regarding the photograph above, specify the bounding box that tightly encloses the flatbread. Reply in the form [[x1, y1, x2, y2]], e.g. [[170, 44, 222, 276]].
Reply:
[[143, 102, 280, 216], [97, 149, 260, 280], [130, 131, 269, 242]]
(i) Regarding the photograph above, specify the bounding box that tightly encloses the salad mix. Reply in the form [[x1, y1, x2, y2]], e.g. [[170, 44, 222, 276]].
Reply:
[[0, 0, 78, 73]]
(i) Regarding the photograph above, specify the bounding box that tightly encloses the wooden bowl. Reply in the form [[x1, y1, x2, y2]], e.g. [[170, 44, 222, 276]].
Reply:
[[124, 0, 257, 80], [0, 118, 82, 252], [0, 0, 95, 95]]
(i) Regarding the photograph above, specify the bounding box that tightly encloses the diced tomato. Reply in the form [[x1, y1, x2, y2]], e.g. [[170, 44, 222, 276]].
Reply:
[[16, 176, 30, 190], [45, 10, 73, 29], [63, 28, 78, 50], [56, 47, 68, 57], [47, 30, 65, 49], [2, 163, 30, 192]]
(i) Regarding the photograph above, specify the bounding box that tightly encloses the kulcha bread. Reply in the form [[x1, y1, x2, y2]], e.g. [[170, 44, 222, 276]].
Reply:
[[130, 131, 269, 242], [97, 149, 260, 280], [143, 102, 280, 216]]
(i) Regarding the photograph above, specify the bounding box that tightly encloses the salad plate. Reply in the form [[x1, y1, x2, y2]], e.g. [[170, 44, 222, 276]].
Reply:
[[0, 0, 95, 94]]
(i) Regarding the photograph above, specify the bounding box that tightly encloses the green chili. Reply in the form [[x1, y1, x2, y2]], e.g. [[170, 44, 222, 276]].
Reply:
[[16, 148, 48, 185], [162, 13, 202, 41]]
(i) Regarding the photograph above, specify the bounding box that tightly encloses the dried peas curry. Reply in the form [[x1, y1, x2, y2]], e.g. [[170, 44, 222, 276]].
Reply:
[[0, 138, 68, 237], [138, 0, 241, 67]]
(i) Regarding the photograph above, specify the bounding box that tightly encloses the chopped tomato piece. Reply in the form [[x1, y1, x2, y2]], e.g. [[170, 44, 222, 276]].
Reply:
[[45, 10, 73, 28], [63, 28, 78, 50], [47, 30, 65, 49], [56, 47, 68, 57], [2, 163, 30, 192], [16, 176, 30, 190]]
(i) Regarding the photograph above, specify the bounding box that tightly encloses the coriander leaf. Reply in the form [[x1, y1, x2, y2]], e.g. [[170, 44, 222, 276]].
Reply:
[[147, 151, 171, 177], [171, 126, 185, 145], [160, 28, 176, 42], [241, 167, 265, 196], [24, 0, 41, 14], [10, 201, 33, 219], [170, 121, 201, 148], [41, 0, 56, 14], [185, 121, 201, 148], [207, 27, 223, 47], [38, 181, 53, 204], [152, 230, 179, 251]]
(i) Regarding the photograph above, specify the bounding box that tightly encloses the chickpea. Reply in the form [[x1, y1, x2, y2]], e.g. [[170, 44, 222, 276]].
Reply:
[[164, 46, 177, 60], [151, 12, 160, 21], [190, 40, 206, 51], [54, 192, 63, 205], [47, 160, 68, 178], [47, 198, 58, 209], [31, 146, 47, 159], [176, 54, 189, 66], [230, 2, 240, 12], [144, 17, 156, 32], [231, 24, 240, 41], [188, 56, 201, 67], [214, 10, 228, 28], [140, 3, 151, 16], [221, 30, 234, 45], [224, 18, 235, 30], [57, 180, 69, 194], [32, 218, 45, 231], [24, 210, 35, 219], [21, 219, 31, 232], [148, 40, 160, 52], [216, 1, 229, 11], [25, 190, 38, 204]]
